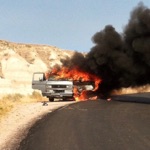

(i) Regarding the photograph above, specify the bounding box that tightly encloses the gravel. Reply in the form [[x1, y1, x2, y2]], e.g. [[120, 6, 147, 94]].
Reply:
[[0, 101, 75, 150]]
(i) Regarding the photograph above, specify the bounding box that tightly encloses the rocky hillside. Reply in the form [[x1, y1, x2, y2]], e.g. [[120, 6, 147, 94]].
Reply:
[[0, 40, 74, 95]]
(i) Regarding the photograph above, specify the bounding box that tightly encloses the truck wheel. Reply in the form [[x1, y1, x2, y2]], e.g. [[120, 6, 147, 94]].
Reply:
[[62, 98, 67, 101], [49, 98, 54, 102]]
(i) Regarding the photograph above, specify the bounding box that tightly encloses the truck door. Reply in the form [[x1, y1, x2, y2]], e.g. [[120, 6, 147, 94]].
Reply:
[[32, 72, 47, 92]]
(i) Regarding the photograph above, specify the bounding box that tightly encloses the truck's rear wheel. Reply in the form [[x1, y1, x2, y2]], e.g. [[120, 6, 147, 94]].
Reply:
[[49, 98, 54, 102]]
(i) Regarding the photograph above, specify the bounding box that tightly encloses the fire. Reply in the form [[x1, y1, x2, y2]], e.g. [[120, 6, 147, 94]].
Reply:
[[46, 67, 101, 101]]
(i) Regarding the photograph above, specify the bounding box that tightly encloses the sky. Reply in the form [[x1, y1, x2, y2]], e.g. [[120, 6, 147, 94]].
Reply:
[[0, 0, 150, 52]]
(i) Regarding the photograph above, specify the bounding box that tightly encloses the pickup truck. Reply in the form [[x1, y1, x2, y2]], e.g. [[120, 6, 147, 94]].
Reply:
[[32, 72, 95, 101]]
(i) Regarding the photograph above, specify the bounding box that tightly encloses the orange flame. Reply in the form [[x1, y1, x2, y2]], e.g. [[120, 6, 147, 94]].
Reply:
[[46, 67, 101, 101]]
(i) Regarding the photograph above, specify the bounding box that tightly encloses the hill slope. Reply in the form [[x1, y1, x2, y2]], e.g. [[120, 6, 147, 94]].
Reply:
[[0, 40, 74, 95]]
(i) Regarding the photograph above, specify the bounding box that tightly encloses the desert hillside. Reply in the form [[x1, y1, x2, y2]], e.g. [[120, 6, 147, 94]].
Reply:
[[0, 40, 74, 95]]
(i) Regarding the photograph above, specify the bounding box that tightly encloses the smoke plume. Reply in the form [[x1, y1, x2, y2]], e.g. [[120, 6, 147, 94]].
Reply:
[[62, 3, 150, 97]]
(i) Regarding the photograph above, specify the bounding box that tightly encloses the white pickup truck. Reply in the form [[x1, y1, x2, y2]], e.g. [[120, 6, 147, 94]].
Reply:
[[32, 72, 94, 102]]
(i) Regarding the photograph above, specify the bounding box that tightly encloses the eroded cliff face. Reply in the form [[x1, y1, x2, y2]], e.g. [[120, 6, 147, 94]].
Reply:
[[0, 40, 74, 95]]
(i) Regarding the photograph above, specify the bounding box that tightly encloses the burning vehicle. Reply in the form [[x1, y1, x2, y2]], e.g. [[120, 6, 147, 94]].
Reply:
[[32, 72, 74, 102], [32, 67, 101, 101]]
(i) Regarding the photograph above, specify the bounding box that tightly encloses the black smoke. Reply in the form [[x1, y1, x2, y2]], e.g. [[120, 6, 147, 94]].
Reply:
[[62, 3, 150, 97]]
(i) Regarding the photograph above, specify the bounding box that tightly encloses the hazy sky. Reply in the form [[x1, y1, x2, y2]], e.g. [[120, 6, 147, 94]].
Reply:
[[0, 0, 150, 52]]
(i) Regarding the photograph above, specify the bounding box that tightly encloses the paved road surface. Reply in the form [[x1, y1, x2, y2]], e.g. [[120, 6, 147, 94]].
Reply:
[[18, 99, 150, 150]]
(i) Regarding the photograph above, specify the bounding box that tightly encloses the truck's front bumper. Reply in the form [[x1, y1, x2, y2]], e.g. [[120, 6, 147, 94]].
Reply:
[[42, 92, 73, 98]]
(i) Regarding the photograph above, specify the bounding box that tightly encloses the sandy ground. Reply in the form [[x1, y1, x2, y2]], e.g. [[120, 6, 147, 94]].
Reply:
[[0, 101, 76, 150]]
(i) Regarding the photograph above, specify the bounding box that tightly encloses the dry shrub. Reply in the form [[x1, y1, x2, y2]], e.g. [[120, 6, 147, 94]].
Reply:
[[0, 94, 24, 118], [30, 91, 42, 99], [2, 94, 23, 102], [0, 100, 13, 117], [0, 92, 46, 118], [0, 99, 14, 118], [29, 91, 46, 102]]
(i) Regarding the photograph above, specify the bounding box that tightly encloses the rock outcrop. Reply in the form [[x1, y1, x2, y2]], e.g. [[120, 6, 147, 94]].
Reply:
[[0, 40, 74, 95]]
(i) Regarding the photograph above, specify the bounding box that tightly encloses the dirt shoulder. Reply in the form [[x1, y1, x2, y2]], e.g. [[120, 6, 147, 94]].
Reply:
[[0, 101, 75, 150]]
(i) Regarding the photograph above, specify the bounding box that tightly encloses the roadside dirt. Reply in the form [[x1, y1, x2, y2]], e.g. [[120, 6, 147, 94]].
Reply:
[[0, 101, 75, 150]]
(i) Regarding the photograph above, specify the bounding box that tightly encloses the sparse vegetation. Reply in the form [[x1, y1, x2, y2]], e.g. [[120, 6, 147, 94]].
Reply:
[[29, 91, 44, 101], [0, 91, 46, 118], [0, 99, 14, 117]]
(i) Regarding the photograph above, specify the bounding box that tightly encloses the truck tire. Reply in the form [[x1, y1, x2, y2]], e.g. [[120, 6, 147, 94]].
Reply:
[[49, 97, 54, 102], [62, 98, 67, 101]]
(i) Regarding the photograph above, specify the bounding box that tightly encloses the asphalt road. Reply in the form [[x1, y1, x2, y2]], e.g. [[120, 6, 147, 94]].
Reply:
[[18, 99, 150, 150]]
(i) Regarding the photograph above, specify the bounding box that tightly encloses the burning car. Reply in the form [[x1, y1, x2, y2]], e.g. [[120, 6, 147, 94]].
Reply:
[[32, 67, 101, 101]]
